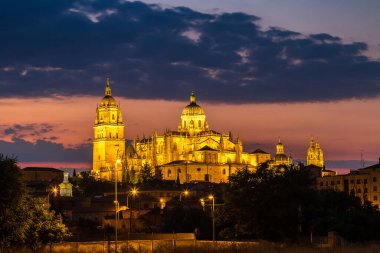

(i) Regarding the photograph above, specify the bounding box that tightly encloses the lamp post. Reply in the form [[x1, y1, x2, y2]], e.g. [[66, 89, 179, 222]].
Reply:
[[179, 190, 189, 202], [127, 187, 138, 233], [208, 195, 215, 242], [47, 186, 58, 207], [114, 158, 121, 253]]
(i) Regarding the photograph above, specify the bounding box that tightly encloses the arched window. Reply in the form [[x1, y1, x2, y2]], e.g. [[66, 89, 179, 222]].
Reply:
[[190, 120, 194, 126], [222, 169, 226, 175], [112, 114, 115, 120], [173, 143, 177, 151], [198, 120, 201, 127], [184, 121, 186, 127], [116, 133, 118, 138], [168, 169, 172, 177], [109, 133, 111, 138]]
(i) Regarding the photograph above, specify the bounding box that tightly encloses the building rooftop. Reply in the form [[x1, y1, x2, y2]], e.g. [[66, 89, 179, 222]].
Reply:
[[23, 167, 63, 173]]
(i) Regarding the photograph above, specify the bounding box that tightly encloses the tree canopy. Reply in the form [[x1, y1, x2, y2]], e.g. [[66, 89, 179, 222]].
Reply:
[[0, 154, 70, 251], [218, 163, 380, 242]]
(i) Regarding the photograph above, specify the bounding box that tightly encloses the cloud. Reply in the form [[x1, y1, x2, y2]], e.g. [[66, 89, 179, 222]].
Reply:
[[0, 123, 55, 139], [0, 137, 91, 163], [0, 0, 379, 103]]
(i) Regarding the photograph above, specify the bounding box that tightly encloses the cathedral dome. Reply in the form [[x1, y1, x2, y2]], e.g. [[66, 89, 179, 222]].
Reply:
[[100, 95, 117, 106], [181, 91, 205, 116]]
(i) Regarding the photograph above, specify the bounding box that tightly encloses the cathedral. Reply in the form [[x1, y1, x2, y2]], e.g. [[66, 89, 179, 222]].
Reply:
[[92, 79, 319, 182]]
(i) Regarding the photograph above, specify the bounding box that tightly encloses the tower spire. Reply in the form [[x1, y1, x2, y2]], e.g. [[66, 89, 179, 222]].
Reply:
[[105, 77, 112, 96], [190, 90, 196, 104]]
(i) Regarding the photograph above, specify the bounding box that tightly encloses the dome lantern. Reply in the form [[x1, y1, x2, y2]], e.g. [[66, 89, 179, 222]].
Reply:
[[190, 90, 196, 104], [105, 77, 112, 96]]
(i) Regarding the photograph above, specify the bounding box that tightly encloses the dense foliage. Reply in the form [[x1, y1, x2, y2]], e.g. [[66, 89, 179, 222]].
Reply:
[[218, 163, 380, 242], [0, 154, 70, 252], [161, 202, 212, 239]]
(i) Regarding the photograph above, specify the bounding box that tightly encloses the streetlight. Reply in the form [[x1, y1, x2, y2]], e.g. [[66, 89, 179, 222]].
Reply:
[[208, 195, 215, 242], [127, 187, 138, 233], [114, 158, 121, 253], [179, 189, 189, 202], [200, 198, 205, 211], [47, 186, 58, 206]]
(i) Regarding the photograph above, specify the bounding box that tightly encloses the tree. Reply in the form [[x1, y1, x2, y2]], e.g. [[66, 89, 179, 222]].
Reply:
[[0, 154, 71, 251], [139, 163, 154, 184], [0, 155, 29, 250], [25, 198, 71, 252], [129, 166, 138, 185], [73, 171, 113, 197]]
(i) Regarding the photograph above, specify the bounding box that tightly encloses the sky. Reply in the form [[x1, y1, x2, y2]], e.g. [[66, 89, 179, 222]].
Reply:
[[0, 0, 379, 172]]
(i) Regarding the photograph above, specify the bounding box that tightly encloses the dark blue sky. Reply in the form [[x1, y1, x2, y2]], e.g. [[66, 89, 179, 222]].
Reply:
[[0, 0, 379, 103]]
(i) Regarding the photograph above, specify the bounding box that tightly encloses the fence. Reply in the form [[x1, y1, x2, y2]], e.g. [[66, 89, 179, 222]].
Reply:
[[45, 233, 198, 253]]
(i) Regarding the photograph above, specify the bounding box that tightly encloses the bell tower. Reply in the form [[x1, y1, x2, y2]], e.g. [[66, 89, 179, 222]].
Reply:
[[307, 137, 324, 167], [92, 78, 125, 180]]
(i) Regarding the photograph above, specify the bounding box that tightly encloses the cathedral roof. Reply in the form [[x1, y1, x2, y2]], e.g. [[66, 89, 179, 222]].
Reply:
[[250, 149, 269, 154], [197, 145, 217, 151], [163, 160, 201, 165], [181, 91, 205, 116]]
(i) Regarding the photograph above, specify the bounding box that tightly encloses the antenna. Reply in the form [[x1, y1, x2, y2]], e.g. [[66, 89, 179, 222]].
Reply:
[[360, 149, 365, 168]]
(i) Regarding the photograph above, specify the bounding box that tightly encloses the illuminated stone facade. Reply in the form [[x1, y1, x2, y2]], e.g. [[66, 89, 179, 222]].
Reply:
[[126, 92, 271, 183], [307, 137, 324, 167], [92, 78, 125, 180], [317, 159, 380, 207]]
